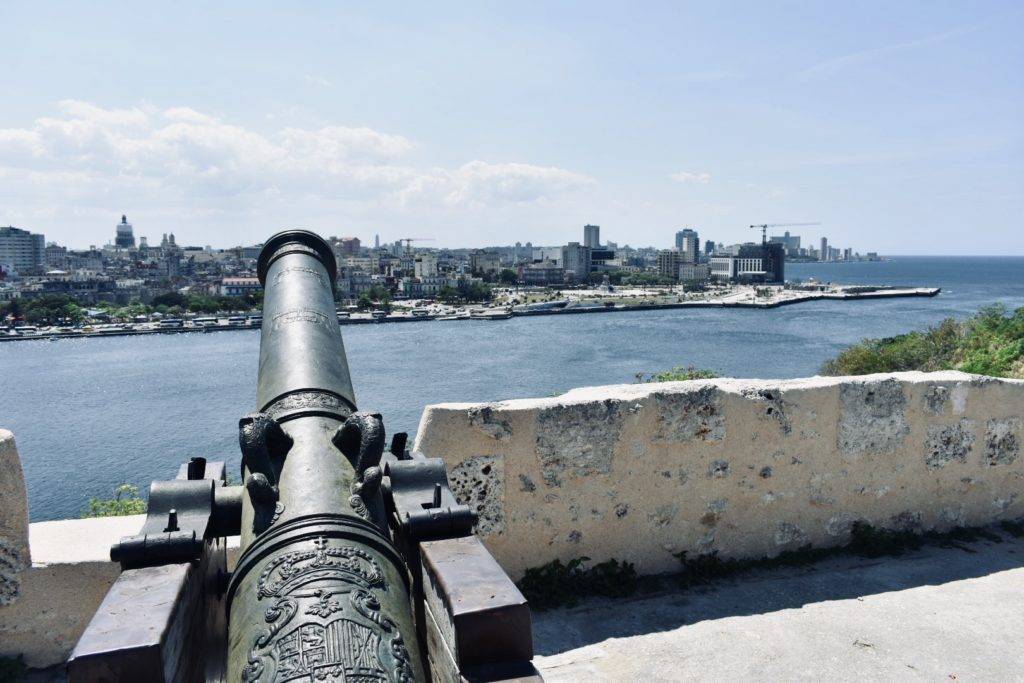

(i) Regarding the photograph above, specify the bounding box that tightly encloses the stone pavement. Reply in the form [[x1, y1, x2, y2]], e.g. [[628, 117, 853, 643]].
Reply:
[[534, 530, 1024, 681], [13, 528, 1024, 681]]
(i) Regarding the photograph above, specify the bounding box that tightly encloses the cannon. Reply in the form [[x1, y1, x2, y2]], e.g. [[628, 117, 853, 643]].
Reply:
[[67, 230, 540, 682]]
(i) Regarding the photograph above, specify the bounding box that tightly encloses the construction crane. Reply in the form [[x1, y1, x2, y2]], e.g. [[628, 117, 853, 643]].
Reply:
[[749, 222, 821, 245], [398, 237, 435, 255]]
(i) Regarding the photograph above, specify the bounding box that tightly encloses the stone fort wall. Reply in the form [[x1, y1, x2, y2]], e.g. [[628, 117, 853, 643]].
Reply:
[[414, 371, 1024, 578], [2, 371, 1022, 666]]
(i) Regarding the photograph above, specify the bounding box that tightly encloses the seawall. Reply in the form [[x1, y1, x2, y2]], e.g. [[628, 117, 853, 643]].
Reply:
[[0, 286, 940, 343]]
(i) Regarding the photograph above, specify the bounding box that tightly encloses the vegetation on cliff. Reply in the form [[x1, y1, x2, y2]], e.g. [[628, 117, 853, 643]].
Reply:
[[636, 365, 719, 383], [81, 484, 147, 518], [822, 304, 1024, 379]]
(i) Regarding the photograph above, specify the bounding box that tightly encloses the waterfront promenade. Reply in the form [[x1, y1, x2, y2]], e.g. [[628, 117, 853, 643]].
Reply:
[[0, 284, 939, 343]]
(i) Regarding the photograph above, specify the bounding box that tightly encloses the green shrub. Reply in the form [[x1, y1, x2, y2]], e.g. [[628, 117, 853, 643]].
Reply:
[[82, 484, 147, 518], [822, 305, 1024, 379], [636, 365, 718, 383]]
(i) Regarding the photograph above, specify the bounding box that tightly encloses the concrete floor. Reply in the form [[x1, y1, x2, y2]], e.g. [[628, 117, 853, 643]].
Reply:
[[533, 530, 1024, 681], [16, 530, 1024, 682]]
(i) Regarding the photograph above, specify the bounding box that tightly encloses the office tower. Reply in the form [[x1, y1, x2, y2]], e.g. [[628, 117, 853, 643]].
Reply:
[[675, 229, 699, 263], [0, 226, 45, 274]]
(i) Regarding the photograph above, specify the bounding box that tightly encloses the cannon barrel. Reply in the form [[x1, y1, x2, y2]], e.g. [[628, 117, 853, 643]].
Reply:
[[227, 230, 423, 681], [68, 228, 536, 682]]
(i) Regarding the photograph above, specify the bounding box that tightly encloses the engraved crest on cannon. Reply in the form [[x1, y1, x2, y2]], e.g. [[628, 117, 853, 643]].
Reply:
[[243, 537, 414, 683]]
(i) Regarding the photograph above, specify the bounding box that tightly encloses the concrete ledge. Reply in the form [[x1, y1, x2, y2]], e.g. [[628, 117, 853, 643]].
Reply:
[[1, 514, 242, 668], [414, 371, 1024, 578], [0, 517, 143, 668]]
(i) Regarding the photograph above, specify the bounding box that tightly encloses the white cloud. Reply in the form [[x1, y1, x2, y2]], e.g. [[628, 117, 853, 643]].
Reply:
[[0, 101, 593, 233], [400, 161, 594, 208], [669, 171, 711, 184], [302, 74, 333, 88]]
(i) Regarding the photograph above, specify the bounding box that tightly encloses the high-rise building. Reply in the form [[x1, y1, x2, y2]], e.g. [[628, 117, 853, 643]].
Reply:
[[762, 243, 785, 283], [769, 231, 801, 256], [675, 229, 699, 263], [820, 237, 829, 262], [561, 242, 592, 280], [725, 243, 786, 283], [115, 214, 135, 249], [657, 250, 682, 280], [374, 234, 380, 249], [0, 226, 46, 274], [704, 240, 715, 256], [414, 253, 438, 278], [583, 224, 600, 249]]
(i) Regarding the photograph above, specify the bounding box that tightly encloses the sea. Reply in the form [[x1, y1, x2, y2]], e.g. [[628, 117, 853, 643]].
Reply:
[[3, 256, 1023, 521]]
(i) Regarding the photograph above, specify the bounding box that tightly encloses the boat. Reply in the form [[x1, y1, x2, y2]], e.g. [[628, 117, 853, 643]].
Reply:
[[436, 310, 471, 321], [470, 308, 513, 321]]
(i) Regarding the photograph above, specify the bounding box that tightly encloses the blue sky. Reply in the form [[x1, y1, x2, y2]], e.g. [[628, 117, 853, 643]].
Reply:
[[1, 2, 1021, 253]]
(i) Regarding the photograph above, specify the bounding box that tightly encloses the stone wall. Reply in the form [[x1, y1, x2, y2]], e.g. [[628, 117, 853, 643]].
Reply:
[[0, 430, 30, 607], [0, 428, 235, 668], [414, 371, 1024, 579]]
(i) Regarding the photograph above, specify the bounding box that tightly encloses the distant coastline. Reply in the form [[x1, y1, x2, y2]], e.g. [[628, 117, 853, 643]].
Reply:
[[0, 285, 940, 343]]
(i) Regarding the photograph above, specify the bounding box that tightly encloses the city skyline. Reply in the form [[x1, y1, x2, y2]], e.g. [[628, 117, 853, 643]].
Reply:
[[1, 3, 1021, 253], [4, 215, 877, 259]]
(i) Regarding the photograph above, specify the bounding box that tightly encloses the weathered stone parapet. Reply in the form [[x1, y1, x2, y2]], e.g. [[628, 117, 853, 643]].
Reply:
[[414, 371, 1024, 579], [0, 431, 239, 668], [0, 513, 243, 668], [0, 430, 30, 606]]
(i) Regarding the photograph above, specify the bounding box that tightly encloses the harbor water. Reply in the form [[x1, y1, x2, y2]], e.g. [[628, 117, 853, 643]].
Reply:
[[3, 256, 1023, 521]]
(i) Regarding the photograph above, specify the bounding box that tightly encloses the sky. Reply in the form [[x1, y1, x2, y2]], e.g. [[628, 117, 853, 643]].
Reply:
[[0, 2, 1021, 254]]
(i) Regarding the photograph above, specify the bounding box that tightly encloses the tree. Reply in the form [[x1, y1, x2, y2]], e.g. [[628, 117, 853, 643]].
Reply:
[[151, 291, 188, 308], [356, 286, 393, 312], [1, 298, 21, 322], [19, 294, 83, 325], [498, 269, 519, 285], [437, 286, 460, 304]]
